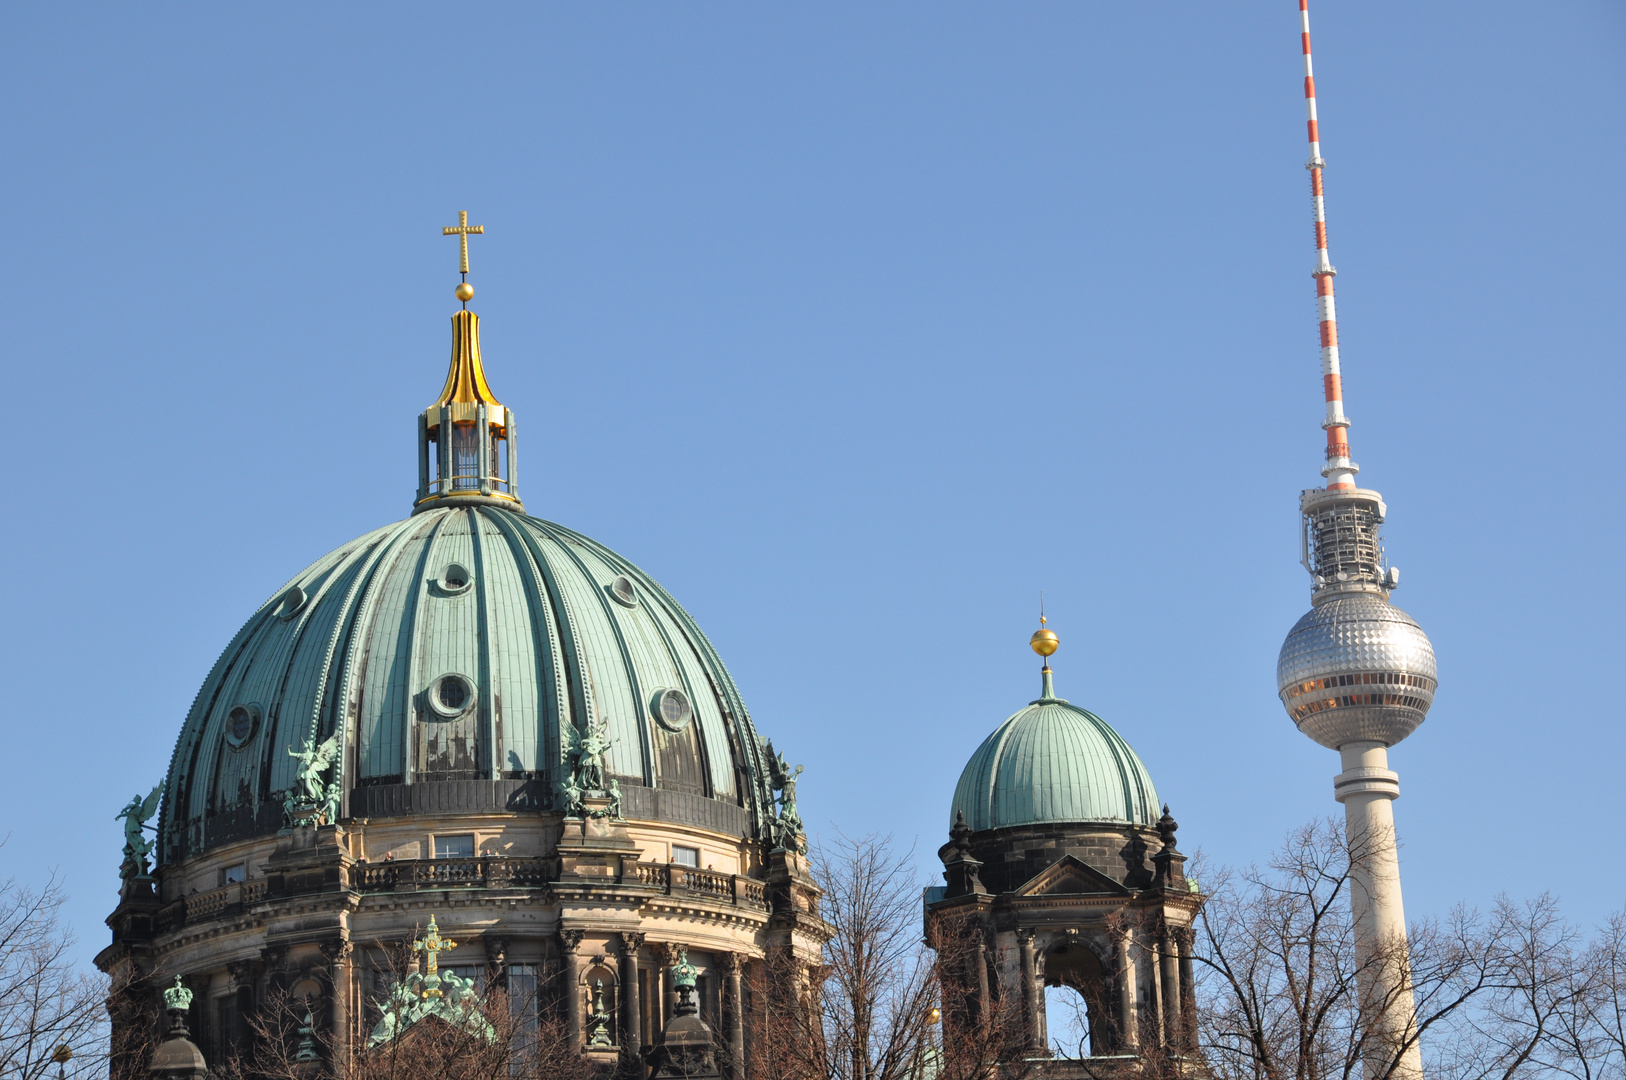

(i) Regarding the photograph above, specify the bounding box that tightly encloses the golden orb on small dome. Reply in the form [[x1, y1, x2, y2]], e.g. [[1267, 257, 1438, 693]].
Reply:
[[1030, 626, 1059, 657], [455, 282, 475, 302]]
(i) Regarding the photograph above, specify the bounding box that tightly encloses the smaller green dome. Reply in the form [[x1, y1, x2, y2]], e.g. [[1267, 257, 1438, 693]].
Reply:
[[950, 670, 1160, 831]]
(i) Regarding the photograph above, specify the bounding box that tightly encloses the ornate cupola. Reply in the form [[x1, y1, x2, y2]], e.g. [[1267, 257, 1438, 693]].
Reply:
[[415, 211, 522, 513]]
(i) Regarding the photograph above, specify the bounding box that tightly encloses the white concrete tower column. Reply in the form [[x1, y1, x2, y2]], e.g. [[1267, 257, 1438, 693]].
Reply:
[[1335, 741, 1423, 1080]]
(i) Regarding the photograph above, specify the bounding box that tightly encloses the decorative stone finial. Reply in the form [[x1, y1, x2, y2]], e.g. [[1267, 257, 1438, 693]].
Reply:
[[1156, 804, 1179, 850]]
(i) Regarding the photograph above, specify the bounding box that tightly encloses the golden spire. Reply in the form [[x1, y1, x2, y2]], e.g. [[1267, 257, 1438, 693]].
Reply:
[[427, 211, 502, 412], [443, 210, 484, 305]]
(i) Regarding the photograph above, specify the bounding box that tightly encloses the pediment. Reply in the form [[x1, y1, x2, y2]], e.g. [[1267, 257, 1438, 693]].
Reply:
[[1013, 854, 1130, 898]]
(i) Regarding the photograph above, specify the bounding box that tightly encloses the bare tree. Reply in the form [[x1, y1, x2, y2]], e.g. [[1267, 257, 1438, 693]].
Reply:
[[1189, 819, 1626, 1080], [749, 833, 947, 1080], [0, 868, 108, 1080]]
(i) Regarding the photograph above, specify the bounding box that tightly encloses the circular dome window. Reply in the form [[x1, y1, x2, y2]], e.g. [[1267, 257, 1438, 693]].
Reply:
[[651, 688, 693, 732], [225, 703, 261, 749], [439, 563, 473, 595], [608, 575, 638, 607], [276, 586, 308, 621], [428, 673, 476, 719]]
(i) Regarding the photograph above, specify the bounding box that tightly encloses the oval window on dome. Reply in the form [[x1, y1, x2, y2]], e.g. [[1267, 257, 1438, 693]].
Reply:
[[651, 688, 693, 732], [438, 563, 472, 595], [276, 586, 307, 620], [225, 703, 261, 750], [427, 673, 476, 719], [608, 575, 638, 607]]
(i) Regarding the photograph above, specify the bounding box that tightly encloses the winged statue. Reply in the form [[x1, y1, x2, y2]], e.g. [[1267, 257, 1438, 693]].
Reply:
[[288, 733, 342, 803], [116, 783, 163, 876]]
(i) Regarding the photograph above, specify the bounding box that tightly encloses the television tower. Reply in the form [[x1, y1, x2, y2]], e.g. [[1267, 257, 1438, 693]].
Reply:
[[1275, 3, 1436, 1077]]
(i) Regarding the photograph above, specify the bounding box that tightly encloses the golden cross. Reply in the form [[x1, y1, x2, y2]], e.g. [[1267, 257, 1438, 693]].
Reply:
[[442, 211, 484, 275], [412, 914, 457, 980]]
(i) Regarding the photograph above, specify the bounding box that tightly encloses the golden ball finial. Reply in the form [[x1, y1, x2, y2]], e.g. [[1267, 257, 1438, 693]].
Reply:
[[1030, 618, 1059, 657], [455, 282, 475, 302]]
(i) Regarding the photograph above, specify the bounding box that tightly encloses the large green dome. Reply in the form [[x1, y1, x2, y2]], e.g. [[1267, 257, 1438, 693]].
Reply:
[[159, 504, 774, 863], [949, 671, 1160, 832]]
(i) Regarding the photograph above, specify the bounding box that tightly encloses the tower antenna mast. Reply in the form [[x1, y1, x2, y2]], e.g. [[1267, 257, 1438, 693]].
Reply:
[[1300, 0, 1355, 492], [1277, 8, 1437, 1080]]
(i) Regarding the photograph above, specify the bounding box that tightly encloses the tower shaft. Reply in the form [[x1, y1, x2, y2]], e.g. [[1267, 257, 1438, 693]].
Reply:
[[1336, 742, 1423, 1080]]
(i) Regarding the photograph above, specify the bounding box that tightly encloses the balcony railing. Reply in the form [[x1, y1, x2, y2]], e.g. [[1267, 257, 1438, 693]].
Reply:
[[355, 856, 554, 892], [630, 863, 768, 910], [152, 857, 769, 932]]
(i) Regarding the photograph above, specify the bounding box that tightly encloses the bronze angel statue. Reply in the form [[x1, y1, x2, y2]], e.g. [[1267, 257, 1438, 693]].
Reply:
[[116, 783, 164, 877], [288, 733, 341, 803]]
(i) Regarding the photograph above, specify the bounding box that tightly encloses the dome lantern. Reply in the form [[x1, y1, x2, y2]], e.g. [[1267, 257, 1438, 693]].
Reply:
[[415, 212, 521, 513]]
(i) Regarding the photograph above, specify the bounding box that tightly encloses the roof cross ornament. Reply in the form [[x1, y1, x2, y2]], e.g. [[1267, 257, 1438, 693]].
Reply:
[[442, 210, 484, 306], [443, 211, 484, 275], [412, 914, 458, 998]]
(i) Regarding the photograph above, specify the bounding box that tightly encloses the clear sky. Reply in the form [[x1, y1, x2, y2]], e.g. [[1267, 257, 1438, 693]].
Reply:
[[3, 3, 1622, 970]]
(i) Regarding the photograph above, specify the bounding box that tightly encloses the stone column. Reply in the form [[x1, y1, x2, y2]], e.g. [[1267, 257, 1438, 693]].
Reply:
[[721, 952, 746, 1079], [1017, 930, 1040, 1052], [1116, 929, 1139, 1051], [620, 932, 645, 1052], [313, 941, 352, 1067], [1159, 926, 1181, 1048], [559, 930, 585, 1049], [1335, 741, 1423, 1080]]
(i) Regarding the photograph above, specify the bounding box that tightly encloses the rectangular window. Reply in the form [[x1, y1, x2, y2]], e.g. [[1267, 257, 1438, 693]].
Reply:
[[434, 834, 475, 859], [221, 864, 246, 885], [672, 845, 700, 868]]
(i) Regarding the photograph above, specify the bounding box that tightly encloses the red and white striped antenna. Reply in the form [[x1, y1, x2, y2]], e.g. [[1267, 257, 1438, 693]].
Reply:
[[1299, 0, 1356, 491]]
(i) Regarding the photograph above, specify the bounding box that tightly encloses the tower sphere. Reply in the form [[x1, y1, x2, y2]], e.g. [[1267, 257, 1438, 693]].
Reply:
[[1277, 593, 1437, 749]]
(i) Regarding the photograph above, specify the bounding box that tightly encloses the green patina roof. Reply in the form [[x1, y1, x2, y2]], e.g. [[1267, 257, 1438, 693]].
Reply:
[[160, 505, 772, 862], [950, 669, 1160, 832]]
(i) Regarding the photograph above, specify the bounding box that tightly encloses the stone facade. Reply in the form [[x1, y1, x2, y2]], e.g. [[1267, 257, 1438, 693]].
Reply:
[[926, 807, 1203, 1076], [98, 805, 825, 1077]]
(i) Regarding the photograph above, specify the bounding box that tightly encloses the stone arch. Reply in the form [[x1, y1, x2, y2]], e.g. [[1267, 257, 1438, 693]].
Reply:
[[1041, 934, 1115, 1057]]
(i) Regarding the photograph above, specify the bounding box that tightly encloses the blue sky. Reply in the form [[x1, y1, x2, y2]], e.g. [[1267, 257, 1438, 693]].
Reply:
[[2, 2, 1622, 968]]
